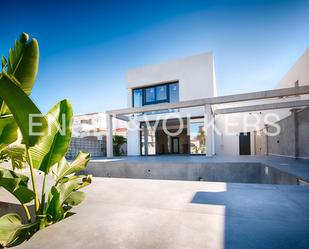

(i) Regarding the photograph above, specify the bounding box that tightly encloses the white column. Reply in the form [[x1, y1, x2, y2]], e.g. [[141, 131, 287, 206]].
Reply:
[[205, 104, 214, 157], [127, 119, 141, 156], [106, 114, 113, 158]]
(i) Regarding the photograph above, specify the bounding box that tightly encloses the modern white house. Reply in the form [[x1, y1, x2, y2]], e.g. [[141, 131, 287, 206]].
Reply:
[[125, 52, 216, 156], [106, 49, 309, 158]]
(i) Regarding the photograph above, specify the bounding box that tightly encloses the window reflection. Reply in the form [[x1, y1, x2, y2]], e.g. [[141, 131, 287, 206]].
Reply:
[[156, 85, 167, 101], [190, 118, 206, 154], [145, 87, 155, 103], [132, 82, 179, 108], [133, 89, 143, 107], [169, 83, 179, 103]]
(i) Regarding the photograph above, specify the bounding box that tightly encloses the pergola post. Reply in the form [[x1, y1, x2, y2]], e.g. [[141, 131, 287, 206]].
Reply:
[[106, 114, 113, 158], [205, 104, 214, 157]]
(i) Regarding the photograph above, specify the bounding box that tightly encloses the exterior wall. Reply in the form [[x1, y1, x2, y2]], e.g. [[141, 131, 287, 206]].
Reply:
[[215, 48, 309, 157], [126, 53, 216, 155], [298, 108, 309, 158], [265, 48, 309, 158], [276, 48, 309, 88], [122, 49, 309, 157], [66, 137, 106, 159], [215, 112, 268, 156], [267, 113, 296, 157], [254, 108, 309, 159], [126, 52, 216, 105], [270, 48, 309, 126]]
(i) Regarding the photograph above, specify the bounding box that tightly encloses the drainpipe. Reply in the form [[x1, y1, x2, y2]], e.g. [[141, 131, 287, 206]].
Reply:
[[264, 124, 268, 156], [290, 108, 299, 159], [106, 114, 113, 158], [143, 125, 149, 155]]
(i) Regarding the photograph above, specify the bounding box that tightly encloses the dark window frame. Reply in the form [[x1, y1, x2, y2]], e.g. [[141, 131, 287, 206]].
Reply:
[[132, 81, 179, 107]]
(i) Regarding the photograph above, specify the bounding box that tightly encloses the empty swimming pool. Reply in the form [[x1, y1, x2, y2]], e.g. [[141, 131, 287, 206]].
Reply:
[[83, 161, 304, 185]]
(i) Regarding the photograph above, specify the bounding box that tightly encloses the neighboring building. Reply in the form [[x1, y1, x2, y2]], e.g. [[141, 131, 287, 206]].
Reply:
[[73, 112, 107, 140], [69, 112, 127, 158], [73, 112, 127, 140], [106, 49, 309, 158]]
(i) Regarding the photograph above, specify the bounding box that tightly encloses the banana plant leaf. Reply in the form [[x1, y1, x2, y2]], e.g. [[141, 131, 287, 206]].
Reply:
[[63, 191, 85, 206], [0, 167, 35, 204], [55, 151, 90, 182], [46, 175, 91, 222], [1, 56, 7, 69], [0, 73, 45, 147], [45, 186, 64, 223], [29, 99, 73, 173], [0, 167, 29, 185], [0, 33, 39, 116], [0, 115, 18, 151], [57, 175, 91, 205], [0, 145, 27, 169], [0, 213, 38, 247]]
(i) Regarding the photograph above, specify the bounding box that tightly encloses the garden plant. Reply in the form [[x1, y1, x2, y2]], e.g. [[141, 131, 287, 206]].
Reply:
[[0, 33, 92, 247]]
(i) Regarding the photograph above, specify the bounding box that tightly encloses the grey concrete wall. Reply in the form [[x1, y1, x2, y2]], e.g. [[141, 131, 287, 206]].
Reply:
[[297, 108, 309, 157], [262, 107, 309, 158], [255, 129, 267, 156], [83, 161, 298, 184], [267, 114, 296, 157], [67, 137, 106, 159]]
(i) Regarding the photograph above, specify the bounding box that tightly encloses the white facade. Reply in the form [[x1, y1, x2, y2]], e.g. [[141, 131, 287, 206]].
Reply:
[[112, 49, 309, 157], [127, 52, 216, 105], [126, 52, 216, 156]]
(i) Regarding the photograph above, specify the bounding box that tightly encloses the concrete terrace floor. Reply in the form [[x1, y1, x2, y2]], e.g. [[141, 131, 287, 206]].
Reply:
[[12, 177, 309, 249], [0, 155, 308, 249]]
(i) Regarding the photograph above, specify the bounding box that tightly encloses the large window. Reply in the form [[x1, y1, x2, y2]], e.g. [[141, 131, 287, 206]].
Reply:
[[156, 85, 167, 101], [169, 83, 179, 103], [145, 87, 156, 104], [133, 89, 143, 107], [132, 82, 179, 107]]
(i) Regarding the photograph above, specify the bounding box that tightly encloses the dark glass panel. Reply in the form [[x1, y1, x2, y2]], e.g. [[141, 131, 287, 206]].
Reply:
[[133, 89, 143, 107], [156, 85, 167, 101], [169, 83, 179, 102]]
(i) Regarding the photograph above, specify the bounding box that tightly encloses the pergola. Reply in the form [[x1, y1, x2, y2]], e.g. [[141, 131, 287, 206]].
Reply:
[[106, 85, 309, 158]]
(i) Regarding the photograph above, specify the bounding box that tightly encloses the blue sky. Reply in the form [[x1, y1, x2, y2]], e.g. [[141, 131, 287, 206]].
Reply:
[[1, 0, 308, 114]]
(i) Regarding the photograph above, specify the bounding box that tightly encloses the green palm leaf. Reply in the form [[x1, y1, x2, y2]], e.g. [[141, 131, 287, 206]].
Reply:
[[29, 99, 73, 173]]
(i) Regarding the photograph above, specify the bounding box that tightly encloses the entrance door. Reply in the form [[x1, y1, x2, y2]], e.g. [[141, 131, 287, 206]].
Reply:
[[239, 132, 251, 155], [171, 137, 179, 154]]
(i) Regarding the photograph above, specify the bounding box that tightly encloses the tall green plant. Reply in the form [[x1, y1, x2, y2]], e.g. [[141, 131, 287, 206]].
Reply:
[[0, 33, 92, 247], [113, 135, 127, 156]]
